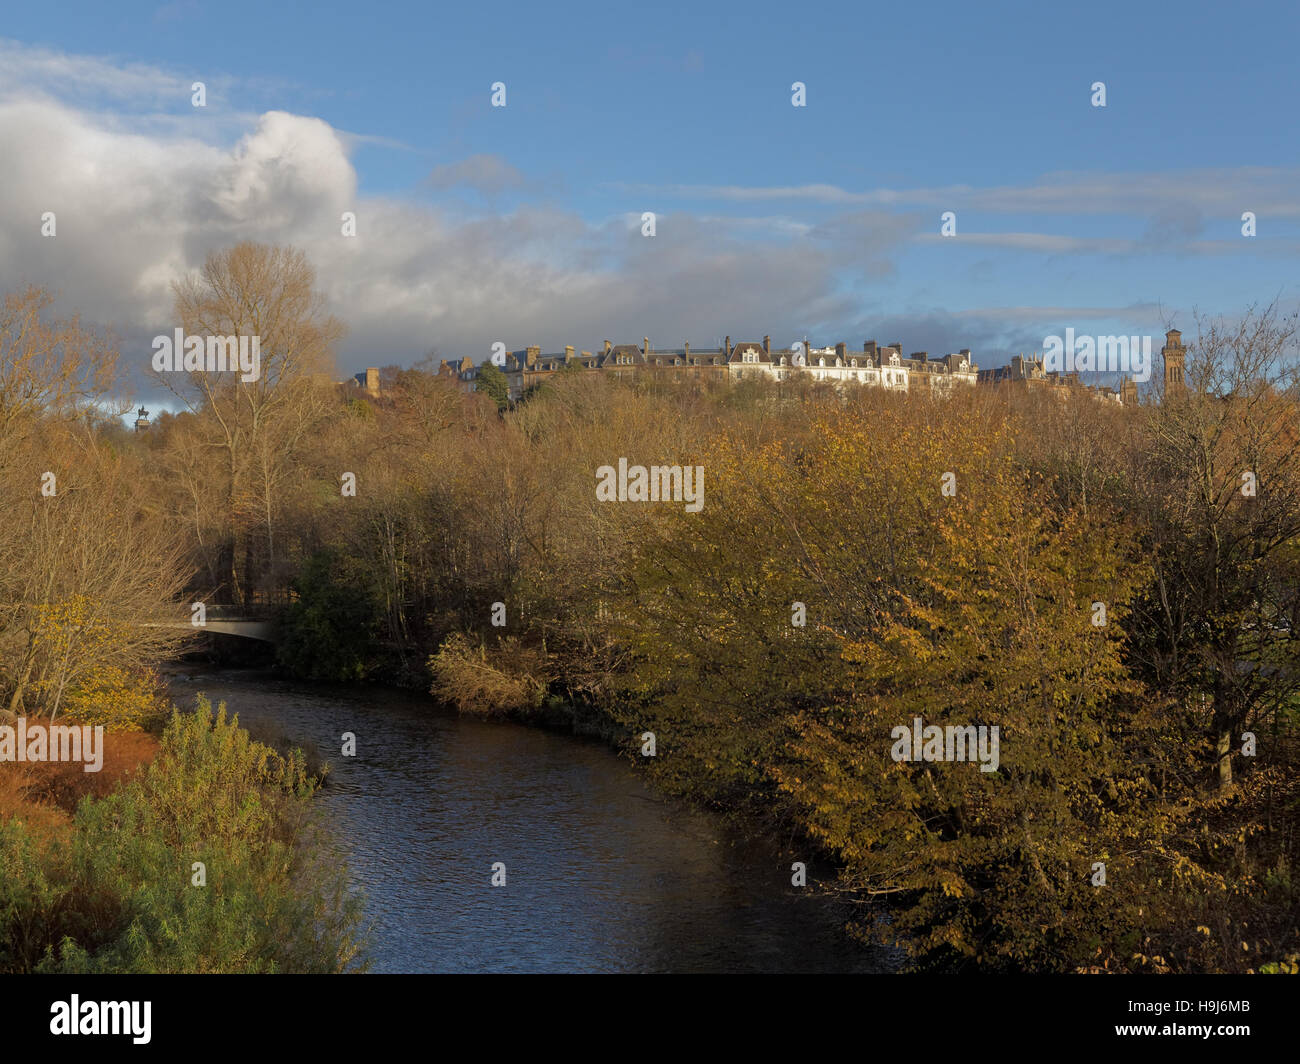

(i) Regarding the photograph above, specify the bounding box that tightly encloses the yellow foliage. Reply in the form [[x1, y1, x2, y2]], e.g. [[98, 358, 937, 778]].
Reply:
[[60, 665, 162, 731]]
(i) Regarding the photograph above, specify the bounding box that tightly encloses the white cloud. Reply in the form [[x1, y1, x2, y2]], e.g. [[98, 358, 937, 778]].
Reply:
[[0, 38, 190, 107], [0, 63, 887, 392], [623, 170, 1300, 220]]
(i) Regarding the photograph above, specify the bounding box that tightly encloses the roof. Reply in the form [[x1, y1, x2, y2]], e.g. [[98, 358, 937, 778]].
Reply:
[[728, 341, 769, 363]]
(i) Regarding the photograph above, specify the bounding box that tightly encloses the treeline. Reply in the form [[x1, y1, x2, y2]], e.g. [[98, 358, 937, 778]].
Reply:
[[2, 242, 1298, 972]]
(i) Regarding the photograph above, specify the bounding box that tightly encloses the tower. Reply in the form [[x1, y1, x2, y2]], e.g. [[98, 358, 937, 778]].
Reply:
[[1161, 329, 1186, 397]]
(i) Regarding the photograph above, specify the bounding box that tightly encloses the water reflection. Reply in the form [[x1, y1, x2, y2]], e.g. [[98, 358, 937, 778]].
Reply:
[[169, 670, 895, 973]]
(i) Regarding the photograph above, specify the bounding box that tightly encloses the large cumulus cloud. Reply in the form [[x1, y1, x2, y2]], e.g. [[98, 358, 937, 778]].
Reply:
[[0, 80, 882, 400]]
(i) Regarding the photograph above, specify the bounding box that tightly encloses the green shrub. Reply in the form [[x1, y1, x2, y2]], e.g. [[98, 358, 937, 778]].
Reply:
[[277, 550, 381, 682], [0, 698, 366, 973]]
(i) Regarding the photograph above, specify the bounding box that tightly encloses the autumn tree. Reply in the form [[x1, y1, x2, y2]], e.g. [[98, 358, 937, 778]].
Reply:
[[163, 243, 344, 604], [1126, 303, 1300, 788]]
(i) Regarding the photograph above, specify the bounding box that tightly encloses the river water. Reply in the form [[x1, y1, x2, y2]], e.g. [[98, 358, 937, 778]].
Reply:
[[167, 669, 894, 974]]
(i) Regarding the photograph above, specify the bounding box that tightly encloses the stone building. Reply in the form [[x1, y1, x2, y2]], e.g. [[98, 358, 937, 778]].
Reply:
[[978, 353, 1139, 406], [1161, 329, 1187, 397], [434, 332, 980, 401], [436, 356, 479, 393]]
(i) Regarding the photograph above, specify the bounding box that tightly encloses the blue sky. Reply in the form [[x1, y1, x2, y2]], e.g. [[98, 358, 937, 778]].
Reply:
[[1, 0, 1297, 399]]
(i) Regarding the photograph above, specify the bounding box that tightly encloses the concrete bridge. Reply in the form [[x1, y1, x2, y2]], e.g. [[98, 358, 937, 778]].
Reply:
[[146, 606, 277, 643]]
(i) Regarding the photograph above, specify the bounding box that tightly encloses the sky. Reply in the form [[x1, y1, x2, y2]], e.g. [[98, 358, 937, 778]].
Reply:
[[1, 0, 1297, 406]]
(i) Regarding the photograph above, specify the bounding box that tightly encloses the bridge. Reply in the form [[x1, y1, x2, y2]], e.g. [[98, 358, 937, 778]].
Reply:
[[146, 606, 277, 643]]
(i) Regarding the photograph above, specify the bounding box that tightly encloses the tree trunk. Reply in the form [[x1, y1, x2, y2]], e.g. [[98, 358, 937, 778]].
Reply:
[[1216, 725, 1233, 788], [5, 637, 37, 718]]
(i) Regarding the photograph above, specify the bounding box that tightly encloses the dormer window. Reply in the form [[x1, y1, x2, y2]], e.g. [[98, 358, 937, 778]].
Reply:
[[890, 353, 900, 366]]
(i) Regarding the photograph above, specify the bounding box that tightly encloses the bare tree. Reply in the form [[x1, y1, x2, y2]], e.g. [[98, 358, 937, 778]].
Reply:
[[162, 243, 345, 604]]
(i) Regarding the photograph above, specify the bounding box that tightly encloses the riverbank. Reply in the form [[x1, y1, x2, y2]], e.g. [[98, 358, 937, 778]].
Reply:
[[0, 697, 363, 974], [0, 730, 159, 823]]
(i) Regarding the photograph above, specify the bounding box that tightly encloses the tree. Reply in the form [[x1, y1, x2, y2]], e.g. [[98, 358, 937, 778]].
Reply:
[[163, 243, 344, 604], [476, 362, 510, 410], [1126, 303, 1300, 789], [277, 550, 380, 682]]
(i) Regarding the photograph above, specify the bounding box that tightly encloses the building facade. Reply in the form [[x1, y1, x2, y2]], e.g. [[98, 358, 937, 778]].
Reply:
[[439, 334, 981, 401], [977, 352, 1140, 406]]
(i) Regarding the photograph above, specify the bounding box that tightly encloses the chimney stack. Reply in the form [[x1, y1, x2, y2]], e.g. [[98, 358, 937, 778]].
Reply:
[[643, 337, 650, 356], [763, 335, 771, 356], [604, 340, 612, 354], [725, 335, 732, 357]]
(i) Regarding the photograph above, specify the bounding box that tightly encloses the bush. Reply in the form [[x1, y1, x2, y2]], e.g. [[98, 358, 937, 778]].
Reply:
[[59, 665, 166, 731], [429, 632, 549, 717], [0, 697, 366, 973]]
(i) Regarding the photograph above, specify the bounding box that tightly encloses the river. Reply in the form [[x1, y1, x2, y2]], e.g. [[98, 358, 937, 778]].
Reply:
[[167, 668, 896, 974]]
